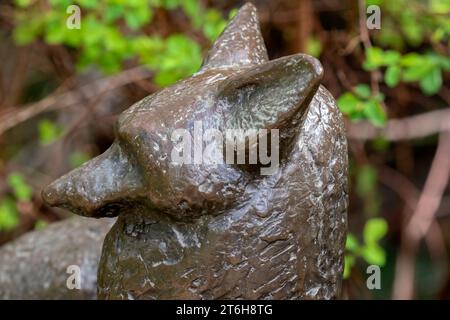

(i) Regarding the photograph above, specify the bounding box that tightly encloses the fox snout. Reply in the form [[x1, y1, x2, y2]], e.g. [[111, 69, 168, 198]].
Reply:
[[42, 143, 145, 217]]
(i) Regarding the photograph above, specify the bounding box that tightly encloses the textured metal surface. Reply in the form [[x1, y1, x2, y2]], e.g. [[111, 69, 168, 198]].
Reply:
[[42, 3, 348, 300], [0, 217, 113, 299]]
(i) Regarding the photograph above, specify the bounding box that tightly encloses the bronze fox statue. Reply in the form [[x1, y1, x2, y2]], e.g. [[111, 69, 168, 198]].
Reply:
[[43, 3, 348, 299]]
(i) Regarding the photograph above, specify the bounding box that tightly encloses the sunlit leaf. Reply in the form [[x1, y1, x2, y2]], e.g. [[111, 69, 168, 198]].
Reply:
[[337, 93, 359, 114], [363, 99, 387, 127], [361, 244, 386, 266], [7, 172, 33, 202], [38, 119, 63, 145], [363, 218, 388, 245], [0, 197, 19, 231], [346, 233, 360, 252], [420, 67, 442, 95], [354, 84, 371, 99], [385, 65, 402, 87]]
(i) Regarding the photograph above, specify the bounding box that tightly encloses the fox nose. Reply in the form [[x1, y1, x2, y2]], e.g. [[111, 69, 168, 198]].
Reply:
[[42, 142, 145, 217]]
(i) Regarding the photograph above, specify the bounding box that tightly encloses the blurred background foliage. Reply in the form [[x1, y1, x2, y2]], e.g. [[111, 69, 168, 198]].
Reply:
[[13, 0, 231, 83], [0, 0, 449, 299]]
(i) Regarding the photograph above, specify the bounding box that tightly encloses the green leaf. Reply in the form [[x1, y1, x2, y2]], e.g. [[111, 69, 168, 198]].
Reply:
[[337, 93, 359, 114], [7, 172, 33, 202], [401, 11, 424, 47], [49, 0, 71, 7], [44, 13, 67, 45], [430, 0, 450, 14], [153, 34, 202, 86], [14, 26, 35, 45], [401, 53, 426, 67], [124, 7, 152, 31], [34, 219, 48, 230], [373, 92, 385, 102], [382, 50, 401, 65], [104, 28, 128, 53], [77, 0, 98, 9], [363, 218, 388, 245], [69, 152, 91, 168], [363, 99, 387, 127], [38, 119, 63, 145], [228, 8, 239, 19], [366, 0, 383, 5], [0, 197, 19, 231], [306, 36, 322, 57], [403, 64, 434, 82], [354, 84, 371, 99], [431, 28, 446, 43], [202, 9, 227, 42], [361, 244, 386, 266], [371, 137, 390, 151], [15, 0, 32, 7], [81, 16, 104, 46], [364, 48, 400, 70], [377, 22, 405, 50], [346, 233, 360, 252], [105, 4, 124, 23], [384, 65, 402, 87], [124, 12, 142, 31], [356, 165, 377, 197], [401, 53, 435, 82], [343, 254, 355, 279], [182, 0, 202, 27], [364, 47, 385, 70], [420, 67, 442, 95], [435, 55, 450, 71], [162, 0, 181, 10]]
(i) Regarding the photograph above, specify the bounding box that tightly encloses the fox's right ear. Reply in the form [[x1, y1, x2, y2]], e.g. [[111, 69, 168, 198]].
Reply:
[[218, 53, 323, 138], [216, 54, 323, 175]]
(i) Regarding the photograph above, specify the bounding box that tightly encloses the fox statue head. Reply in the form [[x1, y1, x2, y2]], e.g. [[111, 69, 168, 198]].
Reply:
[[42, 3, 348, 299]]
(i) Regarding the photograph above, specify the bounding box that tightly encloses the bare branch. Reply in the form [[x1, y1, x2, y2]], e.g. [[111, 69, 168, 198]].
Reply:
[[392, 131, 450, 299], [346, 108, 450, 141]]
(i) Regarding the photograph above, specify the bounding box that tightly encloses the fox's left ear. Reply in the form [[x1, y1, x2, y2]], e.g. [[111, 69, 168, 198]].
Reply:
[[218, 53, 323, 136]]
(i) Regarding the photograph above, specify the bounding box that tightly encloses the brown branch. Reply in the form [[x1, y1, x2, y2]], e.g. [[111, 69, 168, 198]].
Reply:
[[392, 131, 450, 299], [378, 166, 447, 281], [0, 67, 152, 137], [407, 132, 450, 241], [346, 108, 450, 141], [357, 0, 385, 112], [296, 0, 313, 53]]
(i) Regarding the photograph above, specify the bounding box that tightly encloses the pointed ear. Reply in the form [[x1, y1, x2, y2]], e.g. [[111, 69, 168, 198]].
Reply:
[[219, 54, 324, 134], [200, 3, 268, 71]]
